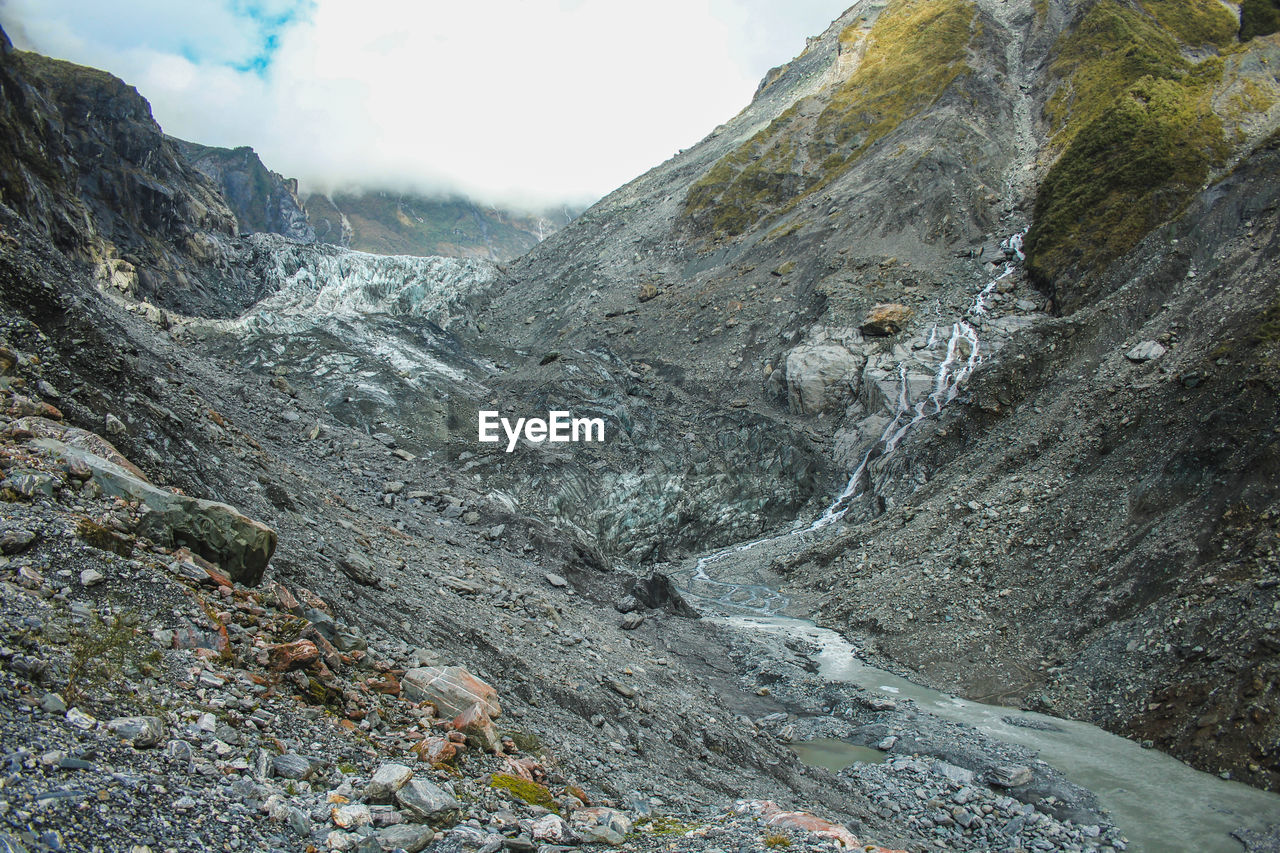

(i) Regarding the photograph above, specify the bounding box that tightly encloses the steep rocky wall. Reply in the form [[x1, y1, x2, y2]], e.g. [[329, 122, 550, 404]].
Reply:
[[173, 139, 316, 243]]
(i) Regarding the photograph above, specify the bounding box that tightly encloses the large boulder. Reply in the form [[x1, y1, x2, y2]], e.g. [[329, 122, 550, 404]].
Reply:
[[784, 344, 864, 415], [29, 437, 277, 585], [401, 666, 500, 718], [860, 303, 914, 337]]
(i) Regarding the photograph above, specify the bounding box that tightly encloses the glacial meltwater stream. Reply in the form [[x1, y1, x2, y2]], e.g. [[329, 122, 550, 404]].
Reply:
[[679, 246, 1280, 851], [725, 614, 1280, 853]]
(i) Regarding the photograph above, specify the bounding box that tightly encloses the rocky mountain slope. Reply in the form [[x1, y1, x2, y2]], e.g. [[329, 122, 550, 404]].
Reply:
[[478, 0, 1280, 793], [1, 0, 1280, 851]]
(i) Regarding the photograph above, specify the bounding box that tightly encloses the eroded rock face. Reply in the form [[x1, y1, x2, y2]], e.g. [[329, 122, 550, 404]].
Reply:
[[785, 344, 864, 414]]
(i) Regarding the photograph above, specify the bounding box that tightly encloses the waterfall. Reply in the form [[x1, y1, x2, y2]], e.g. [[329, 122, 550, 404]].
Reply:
[[689, 236, 1026, 611]]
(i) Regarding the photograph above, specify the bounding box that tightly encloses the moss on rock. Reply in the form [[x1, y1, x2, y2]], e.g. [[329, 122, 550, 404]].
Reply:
[[489, 773, 559, 812]]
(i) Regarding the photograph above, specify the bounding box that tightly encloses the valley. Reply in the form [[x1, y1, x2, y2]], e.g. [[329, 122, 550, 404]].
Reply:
[[0, 0, 1279, 851]]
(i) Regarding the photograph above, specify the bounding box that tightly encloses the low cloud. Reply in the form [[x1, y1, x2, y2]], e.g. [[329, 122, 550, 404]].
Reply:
[[1, 0, 845, 208]]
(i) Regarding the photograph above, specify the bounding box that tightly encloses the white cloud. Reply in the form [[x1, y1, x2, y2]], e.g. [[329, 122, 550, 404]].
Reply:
[[0, 0, 846, 207]]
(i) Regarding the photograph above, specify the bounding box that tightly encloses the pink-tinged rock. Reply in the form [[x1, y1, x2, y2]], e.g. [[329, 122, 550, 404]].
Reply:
[[530, 814, 576, 844], [413, 737, 457, 767], [450, 703, 499, 752], [764, 810, 860, 849], [294, 585, 332, 615], [266, 639, 320, 672], [402, 666, 500, 718], [301, 624, 342, 671], [271, 581, 302, 614], [500, 756, 545, 782]]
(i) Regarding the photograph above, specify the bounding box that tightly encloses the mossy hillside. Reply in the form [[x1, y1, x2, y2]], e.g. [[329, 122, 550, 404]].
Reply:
[[684, 0, 978, 238], [1241, 0, 1280, 40], [1139, 0, 1239, 49], [1026, 0, 1239, 305]]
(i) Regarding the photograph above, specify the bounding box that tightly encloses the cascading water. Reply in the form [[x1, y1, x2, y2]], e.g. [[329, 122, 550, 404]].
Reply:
[[687, 242, 1024, 614]]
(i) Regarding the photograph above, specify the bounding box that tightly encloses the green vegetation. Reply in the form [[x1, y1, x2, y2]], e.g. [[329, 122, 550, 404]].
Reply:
[[64, 611, 144, 704], [489, 773, 559, 812], [633, 815, 705, 836], [1241, 0, 1280, 40], [1025, 0, 1234, 305], [684, 0, 978, 237], [1139, 0, 1238, 49], [764, 831, 793, 848]]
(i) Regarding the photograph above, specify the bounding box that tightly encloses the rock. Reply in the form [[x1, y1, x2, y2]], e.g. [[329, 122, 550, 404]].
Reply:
[[394, 778, 459, 823], [451, 703, 500, 752], [364, 763, 414, 803], [529, 814, 576, 844], [1126, 340, 1166, 362], [760, 802, 862, 849], [38, 692, 66, 714], [620, 614, 645, 630], [784, 343, 863, 414], [614, 594, 639, 614], [570, 807, 632, 844], [331, 803, 372, 829], [401, 666, 500, 718], [106, 716, 165, 748], [65, 708, 96, 730], [544, 572, 568, 588], [339, 549, 382, 587], [325, 829, 359, 851], [301, 625, 343, 670], [79, 568, 104, 587], [413, 737, 457, 767], [29, 438, 277, 585], [104, 413, 127, 435], [0, 524, 36, 554], [266, 639, 320, 671], [273, 753, 320, 780], [860, 303, 914, 336], [1, 471, 55, 500], [988, 764, 1034, 787], [376, 824, 436, 853]]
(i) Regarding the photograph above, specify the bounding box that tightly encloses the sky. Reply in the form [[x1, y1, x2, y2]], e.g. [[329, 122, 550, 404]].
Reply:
[[0, 0, 847, 209]]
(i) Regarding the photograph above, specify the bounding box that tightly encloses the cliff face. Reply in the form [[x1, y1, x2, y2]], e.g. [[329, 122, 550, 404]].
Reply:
[[470, 0, 1280, 788], [173, 139, 316, 243], [0, 41, 265, 316]]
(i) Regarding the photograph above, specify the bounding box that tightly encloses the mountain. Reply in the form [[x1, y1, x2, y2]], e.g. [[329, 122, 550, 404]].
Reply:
[[479, 0, 1280, 792], [171, 141, 576, 262], [1, 2, 1280, 851], [172, 138, 317, 243], [302, 190, 578, 262]]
